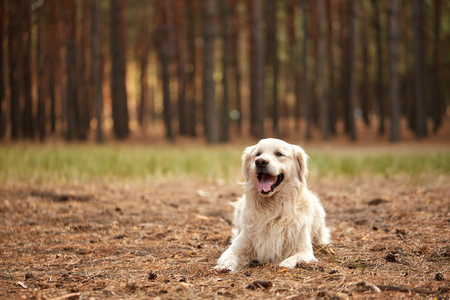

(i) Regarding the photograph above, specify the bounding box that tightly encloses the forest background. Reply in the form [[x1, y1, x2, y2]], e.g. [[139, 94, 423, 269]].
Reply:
[[0, 0, 449, 144], [1, 2, 450, 299]]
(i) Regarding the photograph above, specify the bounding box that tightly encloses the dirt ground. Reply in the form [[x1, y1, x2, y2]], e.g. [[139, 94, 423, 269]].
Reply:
[[0, 177, 449, 299]]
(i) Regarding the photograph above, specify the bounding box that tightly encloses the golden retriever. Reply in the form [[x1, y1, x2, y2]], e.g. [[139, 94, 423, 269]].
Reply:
[[216, 138, 330, 271]]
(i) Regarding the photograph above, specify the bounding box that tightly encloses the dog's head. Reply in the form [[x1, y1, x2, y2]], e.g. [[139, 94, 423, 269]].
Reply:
[[242, 138, 309, 197]]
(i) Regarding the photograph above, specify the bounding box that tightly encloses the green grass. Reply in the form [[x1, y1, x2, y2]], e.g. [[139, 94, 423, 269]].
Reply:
[[0, 144, 244, 185], [309, 150, 450, 178], [0, 144, 448, 185]]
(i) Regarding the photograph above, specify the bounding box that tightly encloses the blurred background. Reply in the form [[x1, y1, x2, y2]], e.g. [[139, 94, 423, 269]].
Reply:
[[0, 0, 449, 144]]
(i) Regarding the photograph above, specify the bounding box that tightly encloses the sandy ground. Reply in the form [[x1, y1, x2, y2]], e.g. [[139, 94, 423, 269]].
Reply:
[[0, 177, 449, 299]]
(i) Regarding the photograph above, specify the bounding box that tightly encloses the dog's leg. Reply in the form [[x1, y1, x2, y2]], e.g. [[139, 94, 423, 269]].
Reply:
[[215, 232, 251, 272], [312, 202, 331, 245], [315, 224, 331, 245], [279, 226, 316, 268]]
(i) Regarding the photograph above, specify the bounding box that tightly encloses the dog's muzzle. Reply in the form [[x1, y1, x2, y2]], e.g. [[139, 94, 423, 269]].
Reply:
[[256, 171, 284, 194], [254, 158, 284, 194]]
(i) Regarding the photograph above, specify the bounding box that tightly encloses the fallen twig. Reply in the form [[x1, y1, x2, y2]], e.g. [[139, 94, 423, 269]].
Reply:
[[16, 281, 28, 289], [354, 283, 445, 295], [47, 292, 81, 300], [367, 283, 381, 293]]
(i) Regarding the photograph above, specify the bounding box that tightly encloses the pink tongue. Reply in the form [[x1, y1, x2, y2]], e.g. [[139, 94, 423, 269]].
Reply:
[[257, 174, 276, 193]]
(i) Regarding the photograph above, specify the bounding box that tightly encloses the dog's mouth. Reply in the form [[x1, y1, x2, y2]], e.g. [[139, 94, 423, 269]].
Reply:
[[256, 172, 284, 194]]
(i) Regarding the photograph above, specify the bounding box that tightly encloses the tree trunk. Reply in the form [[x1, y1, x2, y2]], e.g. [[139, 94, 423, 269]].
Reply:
[[286, 0, 296, 136], [301, 0, 311, 140], [431, 0, 443, 133], [62, 0, 77, 140], [250, 0, 265, 139], [110, 0, 129, 140], [219, 0, 230, 142], [47, 0, 57, 135], [203, 0, 218, 143], [90, 0, 104, 143], [293, 0, 301, 131], [325, 0, 336, 135], [310, 4, 319, 129], [185, 0, 197, 137], [0, 0, 5, 139], [229, 0, 242, 134], [36, 0, 46, 142], [76, 0, 90, 140], [159, 0, 174, 141], [317, 0, 328, 140], [22, 0, 34, 139], [266, 0, 279, 138], [411, 0, 426, 139], [372, 0, 385, 135], [346, 0, 356, 141], [388, 0, 399, 142], [8, 0, 22, 140], [360, 5, 370, 127], [137, 39, 149, 130], [136, 13, 150, 130], [174, 1, 187, 136], [338, 0, 347, 135]]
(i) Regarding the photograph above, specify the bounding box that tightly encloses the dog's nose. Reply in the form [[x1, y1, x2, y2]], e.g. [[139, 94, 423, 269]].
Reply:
[[255, 158, 268, 169]]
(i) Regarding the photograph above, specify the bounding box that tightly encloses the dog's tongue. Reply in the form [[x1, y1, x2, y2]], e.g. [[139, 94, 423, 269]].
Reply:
[[257, 174, 276, 193]]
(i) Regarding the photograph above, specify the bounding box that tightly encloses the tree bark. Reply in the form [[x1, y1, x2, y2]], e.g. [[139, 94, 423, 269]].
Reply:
[[185, 0, 197, 137], [301, 0, 311, 140], [0, 0, 5, 139], [266, 0, 279, 138], [174, 1, 187, 136], [22, 0, 34, 139], [110, 0, 129, 140], [250, 0, 265, 139], [317, 0, 328, 140], [8, 0, 22, 140], [325, 0, 336, 135], [203, 0, 218, 143], [411, 0, 427, 139], [90, 0, 104, 143], [229, 0, 242, 134], [372, 0, 385, 135], [136, 11, 150, 131], [36, 0, 46, 142], [159, 0, 174, 141], [62, 0, 77, 140], [346, 0, 356, 141], [47, 0, 58, 135], [388, 0, 400, 142], [360, 5, 370, 127], [219, 0, 230, 142], [76, 0, 90, 140], [431, 0, 443, 133]]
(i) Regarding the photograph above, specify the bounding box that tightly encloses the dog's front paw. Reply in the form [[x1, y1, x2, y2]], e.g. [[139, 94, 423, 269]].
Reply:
[[279, 256, 298, 269], [279, 253, 317, 269], [216, 253, 240, 272], [214, 264, 234, 272]]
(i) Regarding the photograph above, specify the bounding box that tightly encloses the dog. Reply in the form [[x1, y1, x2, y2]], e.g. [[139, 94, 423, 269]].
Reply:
[[216, 138, 330, 271]]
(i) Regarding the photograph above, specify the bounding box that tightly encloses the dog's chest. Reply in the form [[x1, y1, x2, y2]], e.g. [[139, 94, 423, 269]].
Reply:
[[249, 217, 301, 264]]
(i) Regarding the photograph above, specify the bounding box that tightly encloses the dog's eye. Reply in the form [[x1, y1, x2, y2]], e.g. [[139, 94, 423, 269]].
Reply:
[[276, 152, 284, 157], [256, 152, 261, 157]]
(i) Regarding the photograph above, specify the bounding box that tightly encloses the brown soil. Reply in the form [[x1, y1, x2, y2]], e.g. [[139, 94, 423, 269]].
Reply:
[[1, 178, 449, 299]]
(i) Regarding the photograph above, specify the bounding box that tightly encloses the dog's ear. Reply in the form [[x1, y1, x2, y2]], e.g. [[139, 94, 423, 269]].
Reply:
[[242, 145, 255, 181], [294, 145, 309, 186]]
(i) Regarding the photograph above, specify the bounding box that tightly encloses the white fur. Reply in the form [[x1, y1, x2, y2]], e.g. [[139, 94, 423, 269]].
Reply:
[[216, 138, 330, 271]]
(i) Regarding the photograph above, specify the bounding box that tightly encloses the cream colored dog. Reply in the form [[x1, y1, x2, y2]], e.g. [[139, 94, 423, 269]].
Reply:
[[216, 138, 330, 271]]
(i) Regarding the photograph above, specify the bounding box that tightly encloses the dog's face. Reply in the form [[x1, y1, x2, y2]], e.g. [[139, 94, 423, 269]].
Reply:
[[242, 138, 309, 197]]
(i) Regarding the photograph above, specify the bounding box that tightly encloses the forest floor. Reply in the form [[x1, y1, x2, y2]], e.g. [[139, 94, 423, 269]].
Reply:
[[1, 175, 449, 299]]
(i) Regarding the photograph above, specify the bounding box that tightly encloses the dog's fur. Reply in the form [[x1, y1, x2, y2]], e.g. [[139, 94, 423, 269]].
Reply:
[[216, 138, 330, 271]]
